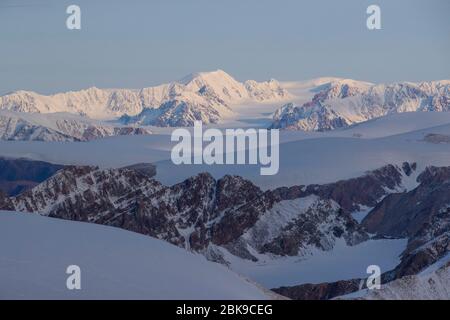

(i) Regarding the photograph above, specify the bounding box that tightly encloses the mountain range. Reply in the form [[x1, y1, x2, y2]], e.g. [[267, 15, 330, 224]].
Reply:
[[271, 79, 450, 131], [0, 110, 151, 142], [1, 158, 449, 299], [1, 71, 449, 139], [1, 70, 449, 299], [0, 70, 291, 129]]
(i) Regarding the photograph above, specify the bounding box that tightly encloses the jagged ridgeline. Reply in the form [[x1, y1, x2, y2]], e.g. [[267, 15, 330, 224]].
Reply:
[[0, 70, 290, 137], [272, 80, 450, 131], [1, 159, 449, 300]]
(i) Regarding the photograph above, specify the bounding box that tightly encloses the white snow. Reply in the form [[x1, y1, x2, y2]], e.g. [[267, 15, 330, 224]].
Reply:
[[241, 195, 321, 245], [0, 112, 449, 190], [213, 237, 408, 288], [339, 255, 450, 300], [272, 79, 450, 131], [0, 70, 291, 126], [351, 206, 373, 223], [153, 120, 450, 189], [0, 110, 152, 141], [0, 211, 275, 300]]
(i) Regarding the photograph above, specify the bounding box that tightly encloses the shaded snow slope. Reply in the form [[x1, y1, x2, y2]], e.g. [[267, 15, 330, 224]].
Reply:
[[272, 79, 450, 131], [0, 211, 275, 300], [0, 70, 290, 126], [0, 110, 151, 142], [339, 256, 450, 300]]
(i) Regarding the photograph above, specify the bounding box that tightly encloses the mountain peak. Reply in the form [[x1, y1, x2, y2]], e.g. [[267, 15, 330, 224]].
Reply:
[[178, 69, 237, 86], [271, 79, 450, 131], [0, 69, 289, 127]]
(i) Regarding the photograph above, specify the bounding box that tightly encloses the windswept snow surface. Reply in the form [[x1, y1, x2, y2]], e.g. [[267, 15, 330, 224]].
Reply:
[[0, 211, 274, 300], [0, 112, 449, 190]]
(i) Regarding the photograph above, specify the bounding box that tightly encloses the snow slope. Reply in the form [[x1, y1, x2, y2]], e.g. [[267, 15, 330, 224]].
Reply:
[[119, 70, 291, 127], [0, 110, 151, 141], [339, 255, 450, 300], [153, 121, 450, 189], [213, 238, 407, 288], [0, 211, 276, 300], [0, 70, 290, 126], [272, 79, 450, 131]]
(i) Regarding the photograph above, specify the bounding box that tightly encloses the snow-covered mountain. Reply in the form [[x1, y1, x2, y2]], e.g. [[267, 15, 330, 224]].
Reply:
[[0, 70, 291, 126], [0, 162, 419, 270], [120, 71, 291, 127], [271, 79, 450, 131], [0, 87, 143, 119], [1, 161, 449, 299], [0, 211, 277, 299], [0, 111, 151, 141], [119, 95, 234, 127], [4, 73, 449, 130], [339, 257, 450, 300], [271, 164, 450, 299]]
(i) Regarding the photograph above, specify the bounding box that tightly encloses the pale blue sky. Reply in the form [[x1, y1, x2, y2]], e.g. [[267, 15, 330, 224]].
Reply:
[[1, 0, 449, 94]]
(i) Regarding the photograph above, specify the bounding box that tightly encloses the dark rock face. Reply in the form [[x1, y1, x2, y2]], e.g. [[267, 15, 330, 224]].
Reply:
[[273, 162, 414, 213], [388, 233, 450, 280], [113, 127, 151, 136], [3, 167, 276, 254], [3, 163, 403, 262], [402, 162, 416, 176], [273, 278, 362, 300], [121, 163, 157, 178], [0, 158, 65, 196], [8, 164, 165, 226], [0, 162, 420, 263], [80, 126, 152, 141], [0, 190, 13, 210], [260, 202, 366, 256], [310, 164, 405, 212], [274, 166, 450, 300], [2, 158, 448, 300], [362, 166, 450, 248], [423, 133, 450, 144], [363, 166, 450, 280]]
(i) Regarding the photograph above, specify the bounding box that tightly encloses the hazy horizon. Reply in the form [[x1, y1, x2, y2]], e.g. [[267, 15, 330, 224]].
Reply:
[[1, 0, 449, 95]]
